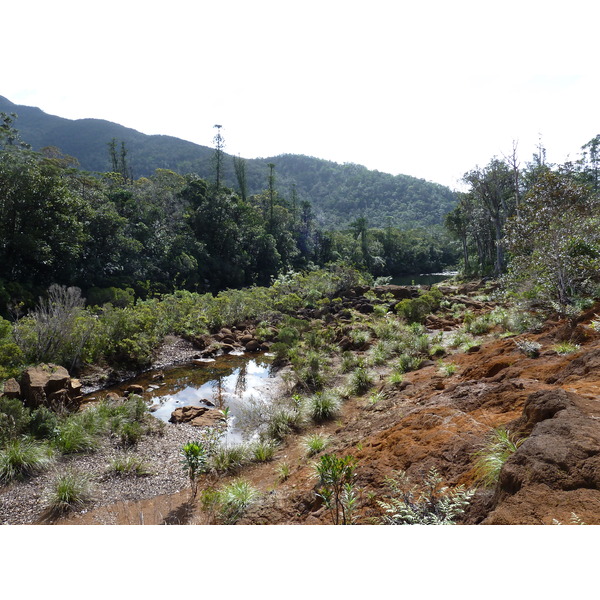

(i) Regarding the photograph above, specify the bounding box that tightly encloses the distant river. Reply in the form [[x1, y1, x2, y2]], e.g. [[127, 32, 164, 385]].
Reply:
[[389, 272, 457, 286]]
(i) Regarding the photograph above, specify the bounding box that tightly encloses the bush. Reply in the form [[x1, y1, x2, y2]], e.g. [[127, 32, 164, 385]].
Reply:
[[315, 454, 359, 525], [0, 396, 31, 443], [28, 406, 59, 440], [250, 439, 277, 462], [302, 433, 330, 457], [108, 453, 152, 477], [349, 366, 374, 396], [54, 417, 100, 454], [181, 441, 207, 497]]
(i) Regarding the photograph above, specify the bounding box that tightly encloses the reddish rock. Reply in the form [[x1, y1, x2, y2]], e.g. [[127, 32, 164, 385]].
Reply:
[[125, 384, 145, 396], [20, 364, 71, 408], [169, 405, 223, 428], [244, 339, 260, 352]]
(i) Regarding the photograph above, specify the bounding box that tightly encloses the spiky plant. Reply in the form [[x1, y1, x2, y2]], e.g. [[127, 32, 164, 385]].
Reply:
[[473, 427, 525, 487], [0, 437, 54, 482], [45, 470, 93, 515], [218, 478, 259, 524], [302, 433, 330, 457]]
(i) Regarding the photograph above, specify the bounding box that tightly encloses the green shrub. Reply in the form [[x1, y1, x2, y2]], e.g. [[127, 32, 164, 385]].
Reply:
[[315, 454, 359, 525], [266, 407, 304, 442], [181, 441, 207, 497], [209, 444, 248, 474], [54, 418, 100, 454], [349, 367, 374, 396], [28, 406, 59, 440], [0, 396, 31, 443], [0, 437, 54, 482], [109, 453, 153, 477], [251, 439, 277, 462]]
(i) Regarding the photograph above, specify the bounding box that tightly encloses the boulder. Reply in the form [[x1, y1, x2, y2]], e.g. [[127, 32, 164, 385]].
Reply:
[[125, 384, 145, 396], [20, 364, 71, 409], [169, 405, 223, 428], [2, 378, 21, 399], [244, 339, 260, 352]]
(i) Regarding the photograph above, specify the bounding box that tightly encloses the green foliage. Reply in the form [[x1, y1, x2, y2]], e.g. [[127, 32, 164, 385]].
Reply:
[[395, 288, 443, 323], [250, 439, 277, 463], [181, 441, 207, 497], [308, 391, 340, 422], [473, 428, 525, 487], [552, 342, 580, 355], [302, 433, 330, 457], [45, 469, 92, 515], [315, 454, 359, 525], [108, 453, 153, 477], [217, 478, 259, 524], [377, 468, 474, 525], [0, 396, 31, 443], [349, 366, 374, 396], [0, 437, 54, 483]]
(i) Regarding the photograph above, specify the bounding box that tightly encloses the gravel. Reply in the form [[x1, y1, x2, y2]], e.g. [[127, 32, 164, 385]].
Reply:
[[0, 419, 207, 525]]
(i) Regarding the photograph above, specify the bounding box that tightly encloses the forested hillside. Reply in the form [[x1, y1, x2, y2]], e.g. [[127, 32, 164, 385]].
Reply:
[[0, 95, 455, 229]]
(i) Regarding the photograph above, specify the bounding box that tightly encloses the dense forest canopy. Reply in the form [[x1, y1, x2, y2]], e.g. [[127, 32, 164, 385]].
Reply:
[[445, 134, 600, 313], [0, 95, 456, 230], [0, 109, 457, 316]]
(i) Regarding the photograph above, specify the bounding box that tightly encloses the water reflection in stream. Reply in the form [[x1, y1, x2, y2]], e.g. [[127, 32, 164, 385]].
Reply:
[[101, 353, 277, 444]]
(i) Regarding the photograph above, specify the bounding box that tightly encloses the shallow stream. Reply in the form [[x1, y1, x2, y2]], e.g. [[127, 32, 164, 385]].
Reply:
[[91, 353, 277, 444]]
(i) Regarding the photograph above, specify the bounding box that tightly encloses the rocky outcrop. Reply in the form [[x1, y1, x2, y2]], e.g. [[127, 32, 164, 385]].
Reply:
[[18, 364, 83, 411], [483, 389, 600, 524]]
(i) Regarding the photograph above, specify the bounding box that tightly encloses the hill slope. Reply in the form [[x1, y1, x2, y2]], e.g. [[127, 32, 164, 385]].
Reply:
[[0, 95, 456, 228]]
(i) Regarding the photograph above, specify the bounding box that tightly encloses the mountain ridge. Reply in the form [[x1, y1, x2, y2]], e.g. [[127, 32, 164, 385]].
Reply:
[[0, 95, 456, 228]]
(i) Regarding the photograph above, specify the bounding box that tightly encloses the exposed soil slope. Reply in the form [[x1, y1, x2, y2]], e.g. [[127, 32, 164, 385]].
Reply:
[[5, 284, 600, 525]]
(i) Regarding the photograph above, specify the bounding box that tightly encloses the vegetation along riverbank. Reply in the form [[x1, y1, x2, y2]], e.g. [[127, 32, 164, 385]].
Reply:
[[2, 107, 600, 525]]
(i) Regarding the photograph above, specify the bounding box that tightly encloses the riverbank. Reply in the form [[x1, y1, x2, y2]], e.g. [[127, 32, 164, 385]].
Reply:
[[3, 279, 600, 525]]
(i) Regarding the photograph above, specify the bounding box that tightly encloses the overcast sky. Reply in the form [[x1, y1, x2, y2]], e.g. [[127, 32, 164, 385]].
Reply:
[[4, 0, 599, 189]]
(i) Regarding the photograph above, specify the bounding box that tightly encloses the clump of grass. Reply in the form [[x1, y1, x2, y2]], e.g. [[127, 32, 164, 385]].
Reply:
[[217, 478, 259, 524], [473, 428, 525, 487], [53, 417, 100, 454], [251, 439, 277, 462], [0, 437, 54, 483], [552, 342, 580, 355], [340, 351, 360, 374], [349, 366, 374, 395], [438, 361, 458, 377], [368, 391, 385, 405], [108, 453, 153, 477], [308, 391, 340, 422], [388, 371, 404, 386], [276, 462, 291, 483], [302, 432, 330, 457], [394, 353, 422, 374], [265, 407, 304, 442], [209, 444, 249, 474], [45, 469, 93, 515]]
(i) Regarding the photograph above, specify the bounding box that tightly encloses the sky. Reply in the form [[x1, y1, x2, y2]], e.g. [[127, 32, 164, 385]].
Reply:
[[4, 0, 600, 190]]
